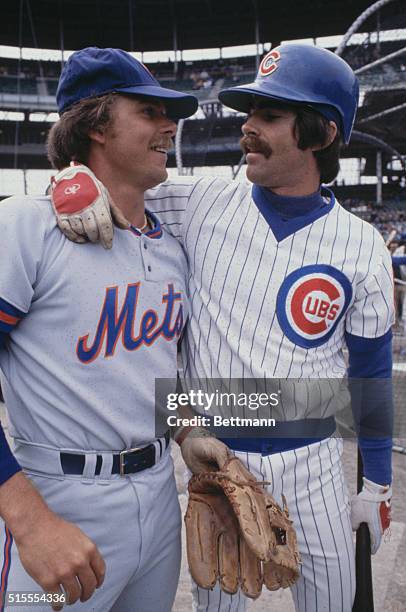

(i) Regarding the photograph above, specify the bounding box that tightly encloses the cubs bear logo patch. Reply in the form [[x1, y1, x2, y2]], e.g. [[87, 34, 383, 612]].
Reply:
[[276, 265, 353, 348]]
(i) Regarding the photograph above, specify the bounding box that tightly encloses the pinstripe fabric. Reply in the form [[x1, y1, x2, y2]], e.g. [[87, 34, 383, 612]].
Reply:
[[146, 177, 394, 395], [145, 177, 392, 611], [192, 439, 354, 612]]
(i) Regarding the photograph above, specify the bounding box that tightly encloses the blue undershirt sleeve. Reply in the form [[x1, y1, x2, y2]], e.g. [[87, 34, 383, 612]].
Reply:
[[0, 422, 21, 486], [0, 301, 24, 485], [0, 331, 6, 350], [345, 330, 393, 485], [392, 255, 406, 266]]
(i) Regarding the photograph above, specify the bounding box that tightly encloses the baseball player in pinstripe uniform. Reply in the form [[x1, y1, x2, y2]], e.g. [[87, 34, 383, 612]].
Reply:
[[51, 45, 394, 612], [0, 48, 198, 611]]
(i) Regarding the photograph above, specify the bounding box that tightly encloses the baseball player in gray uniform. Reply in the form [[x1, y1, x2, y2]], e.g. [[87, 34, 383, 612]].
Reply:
[[0, 47, 198, 611], [51, 45, 394, 612]]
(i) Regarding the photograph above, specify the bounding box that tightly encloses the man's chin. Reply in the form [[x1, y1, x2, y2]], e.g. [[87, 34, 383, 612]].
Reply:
[[246, 166, 263, 185], [246, 167, 274, 189], [144, 168, 168, 190], [159, 167, 168, 183]]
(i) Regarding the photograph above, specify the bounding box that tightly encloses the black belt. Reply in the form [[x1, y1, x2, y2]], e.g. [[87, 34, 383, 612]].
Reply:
[[60, 431, 170, 476]]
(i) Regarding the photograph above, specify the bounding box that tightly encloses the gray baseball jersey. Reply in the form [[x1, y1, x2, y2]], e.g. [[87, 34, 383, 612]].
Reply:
[[0, 195, 187, 449], [0, 195, 187, 611]]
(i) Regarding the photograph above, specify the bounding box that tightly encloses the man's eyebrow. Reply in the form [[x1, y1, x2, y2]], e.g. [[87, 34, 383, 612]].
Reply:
[[251, 100, 290, 112], [136, 97, 164, 106]]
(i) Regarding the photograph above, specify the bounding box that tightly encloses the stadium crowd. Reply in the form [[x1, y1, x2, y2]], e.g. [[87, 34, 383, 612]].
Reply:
[[339, 200, 406, 331], [0, 37, 405, 97], [341, 198, 406, 244]]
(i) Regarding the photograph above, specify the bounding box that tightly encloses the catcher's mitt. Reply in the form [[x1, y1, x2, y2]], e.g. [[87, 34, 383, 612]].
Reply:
[[185, 456, 300, 599]]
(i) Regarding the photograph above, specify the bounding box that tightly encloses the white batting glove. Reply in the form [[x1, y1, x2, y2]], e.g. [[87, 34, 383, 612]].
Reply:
[[51, 163, 129, 249], [350, 477, 392, 554]]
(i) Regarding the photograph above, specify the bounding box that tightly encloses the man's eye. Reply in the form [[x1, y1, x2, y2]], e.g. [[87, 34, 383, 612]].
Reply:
[[264, 113, 280, 121], [142, 106, 167, 119]]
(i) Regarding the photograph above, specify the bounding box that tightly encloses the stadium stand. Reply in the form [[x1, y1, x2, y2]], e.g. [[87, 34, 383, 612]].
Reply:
[[0, 37, 403, 99]]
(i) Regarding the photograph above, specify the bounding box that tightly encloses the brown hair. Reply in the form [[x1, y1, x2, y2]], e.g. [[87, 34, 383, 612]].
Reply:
[[47, 93, 117, 169], [294, 107, 342, 184]]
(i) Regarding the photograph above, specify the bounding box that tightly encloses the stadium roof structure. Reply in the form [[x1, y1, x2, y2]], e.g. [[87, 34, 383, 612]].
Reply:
[[0, 0, 404, 197], [2, 0, 402, 52]]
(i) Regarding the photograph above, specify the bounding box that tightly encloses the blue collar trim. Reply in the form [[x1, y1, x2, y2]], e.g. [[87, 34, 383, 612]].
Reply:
[[129, 209, 162, 239], [252, 185, 335, 242]]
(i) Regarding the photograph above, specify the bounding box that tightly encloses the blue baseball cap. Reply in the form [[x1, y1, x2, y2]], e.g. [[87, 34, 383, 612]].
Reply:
[[57, 47, 198, 119]]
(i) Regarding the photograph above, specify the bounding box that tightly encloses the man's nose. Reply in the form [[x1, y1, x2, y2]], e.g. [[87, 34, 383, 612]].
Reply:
[[161, 117, 177, 137], [241, 115, 260, 136]]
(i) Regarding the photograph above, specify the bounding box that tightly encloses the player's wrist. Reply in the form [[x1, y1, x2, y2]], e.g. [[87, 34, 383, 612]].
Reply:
[[362, 477, 392, 498], [174, 425, 214, 446], [0, 472, 53, 542]]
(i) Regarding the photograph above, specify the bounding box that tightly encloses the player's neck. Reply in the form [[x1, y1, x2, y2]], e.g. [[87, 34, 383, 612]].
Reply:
[[269, 185, 319, 197], [102, 181, 146, 227], [265, 165, 321, 198], [268, 176, 320, 198], [88, 161, 146, 226]]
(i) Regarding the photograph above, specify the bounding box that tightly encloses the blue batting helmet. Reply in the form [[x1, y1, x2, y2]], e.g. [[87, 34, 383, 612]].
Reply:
[[219, 44, 359, 144]]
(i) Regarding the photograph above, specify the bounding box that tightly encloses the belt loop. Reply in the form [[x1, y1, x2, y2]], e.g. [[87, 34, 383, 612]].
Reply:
[[98, 453, 114, 481], [156, 433, 169, 460], [153, 440, 161, 461], [81, 453, 97, 483]]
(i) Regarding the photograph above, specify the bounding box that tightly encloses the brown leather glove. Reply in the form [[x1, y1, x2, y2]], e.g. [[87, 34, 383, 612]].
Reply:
[[185, 456, 300, 599], [263, 493, 301, 590]]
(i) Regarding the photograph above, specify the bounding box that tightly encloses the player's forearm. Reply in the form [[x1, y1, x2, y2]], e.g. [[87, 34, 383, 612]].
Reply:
[[0, 471, 106, 604], [0, 471, 53, 542], [358, 437, 392, 485]]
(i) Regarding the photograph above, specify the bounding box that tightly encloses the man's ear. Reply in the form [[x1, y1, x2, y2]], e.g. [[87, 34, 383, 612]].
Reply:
[[312, 121, 338, 152], [88, 129, 106, 145]]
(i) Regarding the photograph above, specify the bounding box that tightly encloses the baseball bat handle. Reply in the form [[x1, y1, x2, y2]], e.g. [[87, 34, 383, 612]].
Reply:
[[352, 449, 374, 612]]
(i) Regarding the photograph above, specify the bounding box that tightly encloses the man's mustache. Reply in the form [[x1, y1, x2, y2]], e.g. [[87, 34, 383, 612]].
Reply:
[[240, 136, 272, 159]]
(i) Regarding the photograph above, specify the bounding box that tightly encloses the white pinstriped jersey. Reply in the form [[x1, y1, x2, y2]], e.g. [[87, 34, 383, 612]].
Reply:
[[0, 196, 187, 449], [145, 177, 394, 419]]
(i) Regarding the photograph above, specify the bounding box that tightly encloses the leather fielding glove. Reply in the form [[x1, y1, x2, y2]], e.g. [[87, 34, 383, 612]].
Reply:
[[51, 163, 128, 249], [185, 456, 300, 599], [262, 493, 300, 590], [350, 477, 392, 554]]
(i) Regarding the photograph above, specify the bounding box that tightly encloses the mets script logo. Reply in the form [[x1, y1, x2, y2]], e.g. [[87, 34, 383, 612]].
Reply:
[[276, 265, 353, 348], [76, 283, 184, 363], [64, 183, 81, 195], [259, 50, 281, 76]]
